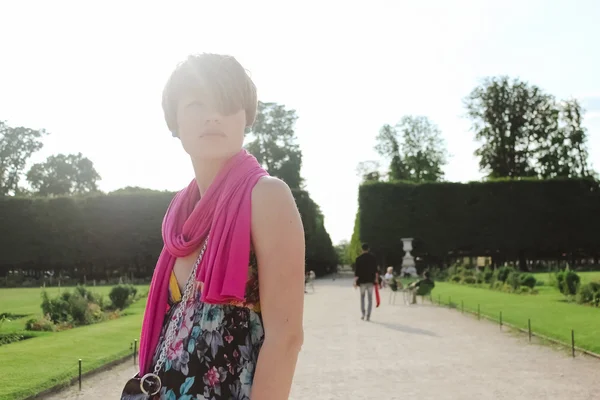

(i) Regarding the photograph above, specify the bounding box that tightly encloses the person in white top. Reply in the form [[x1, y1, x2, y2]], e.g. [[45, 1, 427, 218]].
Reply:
[[383, 267, 394, 287]]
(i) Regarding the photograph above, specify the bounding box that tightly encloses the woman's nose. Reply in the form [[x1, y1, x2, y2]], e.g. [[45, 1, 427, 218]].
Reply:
[[203, 111, 221, 124]]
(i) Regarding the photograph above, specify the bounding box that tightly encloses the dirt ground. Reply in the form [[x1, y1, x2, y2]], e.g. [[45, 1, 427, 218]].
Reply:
[[43, 276, 600, 400]]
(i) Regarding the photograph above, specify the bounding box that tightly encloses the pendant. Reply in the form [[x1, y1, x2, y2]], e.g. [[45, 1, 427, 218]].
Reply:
[[140, 373, 162, 396]]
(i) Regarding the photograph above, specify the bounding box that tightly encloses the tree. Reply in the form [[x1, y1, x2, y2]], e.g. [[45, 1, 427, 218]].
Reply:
[[245, 101, 304, 189], [0, 121, 48, 196], [109, 187, 167, 195], [334, 240, 352, 265], [536, 99, 593, 179], [26, 153, 101, 196], [465, 76, 593, 179], [374, 117, 447, 182], [374, 124, 410, 181], [396, 116, 447, 182], [389, 154, 411, 181], [560, 99, 592, 178], [356, 160, 381, 183]]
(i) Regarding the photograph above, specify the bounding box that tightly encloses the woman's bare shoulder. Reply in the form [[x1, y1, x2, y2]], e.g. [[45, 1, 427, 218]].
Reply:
[[252, 176, 293, 201], [250, 176, 303, 241]]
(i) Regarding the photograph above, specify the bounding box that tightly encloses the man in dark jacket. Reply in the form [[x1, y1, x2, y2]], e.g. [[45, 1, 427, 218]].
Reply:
[[354, 243, 379, 321]]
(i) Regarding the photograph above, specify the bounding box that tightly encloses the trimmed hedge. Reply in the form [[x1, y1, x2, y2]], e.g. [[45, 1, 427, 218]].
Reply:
[[292, 191, 338, 276], [357, 178, 600, 266], [348, 211, 362, 263], [0, 189, 336, 281]]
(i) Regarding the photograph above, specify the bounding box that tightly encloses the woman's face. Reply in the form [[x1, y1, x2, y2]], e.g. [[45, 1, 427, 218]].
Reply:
[[176, 92, 246, 162]]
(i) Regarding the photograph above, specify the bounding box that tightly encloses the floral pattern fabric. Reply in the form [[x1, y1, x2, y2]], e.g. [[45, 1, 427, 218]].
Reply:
[[152, 256, 263, 400]]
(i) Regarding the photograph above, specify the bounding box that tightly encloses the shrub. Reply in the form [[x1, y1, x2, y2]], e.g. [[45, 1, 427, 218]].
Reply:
[[41, 291, 70, 323], [520, 274, 537, 289], [55, 321, 74, 331], [109, 285, 136, 309], [535, 280, 545, 287], [461, 268, 475, 278], [450, 275, 462, 283], [463, 276, 477, 285], [429, 267, 448, 282], [519, 286, 531, 294], [41, 287, 105, 325], [507, 271, 521, 290], [74, 285, 104, 305], [68, 294, 90, 325], [482, 267, 494, 284], [87, 303, 105, 322], [107, 310, 121, 320], [556, 270, 580, 296], [0, 333, 34, 346], [501, 283, 513, 293], [74, 285, 90, 298], [577, 282, 600, 306], [497, 266, 514, 283], [493, 281, 503, 291], [25, 315, 56, 332], [446, 264, 459, 278]]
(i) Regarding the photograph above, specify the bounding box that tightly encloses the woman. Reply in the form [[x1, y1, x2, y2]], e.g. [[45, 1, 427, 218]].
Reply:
[[122, 53, 305, 399], [383, 267, 394, 288]]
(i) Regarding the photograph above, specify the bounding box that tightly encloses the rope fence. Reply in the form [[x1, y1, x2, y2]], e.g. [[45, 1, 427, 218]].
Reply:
[[427, 294, 600, 360], [73, 339, 138, 391], [24, 339, 139, 399]]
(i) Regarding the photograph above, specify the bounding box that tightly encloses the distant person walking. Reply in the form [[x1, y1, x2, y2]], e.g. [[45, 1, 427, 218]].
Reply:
[[354, 243, 379, 321]]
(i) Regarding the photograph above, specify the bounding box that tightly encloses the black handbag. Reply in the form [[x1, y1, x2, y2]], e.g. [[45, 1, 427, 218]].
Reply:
[[120, 373, 161, 400]]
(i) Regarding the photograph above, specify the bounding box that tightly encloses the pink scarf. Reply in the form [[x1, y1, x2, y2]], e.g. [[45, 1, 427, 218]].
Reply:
[[138, 149, 268, 374]]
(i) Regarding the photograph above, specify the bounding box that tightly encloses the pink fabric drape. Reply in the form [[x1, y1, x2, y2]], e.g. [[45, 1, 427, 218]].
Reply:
[[138, 150, 268, 374]]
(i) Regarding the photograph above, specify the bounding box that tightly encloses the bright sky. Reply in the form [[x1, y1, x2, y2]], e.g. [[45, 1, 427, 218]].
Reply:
[[1, 1, 599, 244]]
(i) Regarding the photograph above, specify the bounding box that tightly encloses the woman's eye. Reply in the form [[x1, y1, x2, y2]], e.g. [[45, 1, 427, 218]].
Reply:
[[188, 101, 205, 109]]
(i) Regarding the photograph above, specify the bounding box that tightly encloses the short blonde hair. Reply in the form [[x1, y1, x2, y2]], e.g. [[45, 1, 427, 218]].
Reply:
[[162, 53, 257, 137]]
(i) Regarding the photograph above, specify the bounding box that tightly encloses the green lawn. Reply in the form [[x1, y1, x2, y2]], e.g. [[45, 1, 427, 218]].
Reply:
[[0, 285, 147, 334], [432, 282, 600, 355], [0, 286, 148, 400]]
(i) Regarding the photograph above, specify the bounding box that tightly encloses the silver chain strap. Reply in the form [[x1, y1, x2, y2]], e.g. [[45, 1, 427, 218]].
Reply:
[[153, 236, 209, 376]]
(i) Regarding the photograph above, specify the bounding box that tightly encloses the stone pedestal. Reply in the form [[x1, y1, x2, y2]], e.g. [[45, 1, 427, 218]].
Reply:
[[401, 238, 418, 277]]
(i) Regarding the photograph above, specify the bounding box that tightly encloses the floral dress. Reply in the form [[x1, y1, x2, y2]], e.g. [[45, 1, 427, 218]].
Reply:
[[152, 254, 264, 400]]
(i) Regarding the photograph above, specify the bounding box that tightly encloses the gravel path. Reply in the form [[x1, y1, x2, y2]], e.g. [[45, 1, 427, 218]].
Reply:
[[44, 276, 600, 399]]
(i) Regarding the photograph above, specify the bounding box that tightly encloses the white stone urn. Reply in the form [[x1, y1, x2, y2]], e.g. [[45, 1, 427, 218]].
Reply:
[[401, 238, 418, 277]]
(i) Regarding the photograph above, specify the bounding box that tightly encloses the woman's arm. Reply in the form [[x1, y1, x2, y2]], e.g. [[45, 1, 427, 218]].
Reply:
[[250, 177, 305, 400]]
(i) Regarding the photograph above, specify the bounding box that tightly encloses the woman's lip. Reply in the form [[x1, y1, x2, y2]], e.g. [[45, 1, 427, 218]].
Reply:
[[200, 131, 225, 138]]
